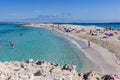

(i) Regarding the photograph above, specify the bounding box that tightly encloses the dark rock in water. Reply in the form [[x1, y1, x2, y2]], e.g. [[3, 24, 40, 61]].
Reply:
[[36, 60, 45, 65], [34, 70, 42, 76], [62, 64, 75, 71], [26, 59, 34, 63], [36, 61, 42, 65], [54, 63, 58, 67], [50, 62, 58, 67]]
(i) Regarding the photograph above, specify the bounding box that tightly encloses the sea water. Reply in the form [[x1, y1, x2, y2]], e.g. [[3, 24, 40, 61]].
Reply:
[[56, 23, 120, 29], [0, 23, 94, 72]]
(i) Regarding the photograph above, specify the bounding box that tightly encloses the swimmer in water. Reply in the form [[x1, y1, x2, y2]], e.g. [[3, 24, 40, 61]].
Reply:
[[10, 41, 14, 48], [20, 33, 22, 36]]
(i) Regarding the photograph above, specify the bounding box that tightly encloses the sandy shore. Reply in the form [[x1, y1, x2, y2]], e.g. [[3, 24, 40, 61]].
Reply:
[[53, 28, 120, 75], [23, 23, 120, 75]]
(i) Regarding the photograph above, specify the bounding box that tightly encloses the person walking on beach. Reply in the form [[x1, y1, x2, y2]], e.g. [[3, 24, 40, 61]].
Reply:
[[10, 40, 14, 48], [88, 41, 90, 48]]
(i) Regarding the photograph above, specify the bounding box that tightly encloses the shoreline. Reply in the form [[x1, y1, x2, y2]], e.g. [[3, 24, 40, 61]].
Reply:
[[23, 23, 120, 75], [49, 28, 103, 73], [51, 26, 120, 75]]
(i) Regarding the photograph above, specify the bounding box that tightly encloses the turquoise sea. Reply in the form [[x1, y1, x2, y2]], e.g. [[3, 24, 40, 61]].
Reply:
[[0, 23, 94, 72]]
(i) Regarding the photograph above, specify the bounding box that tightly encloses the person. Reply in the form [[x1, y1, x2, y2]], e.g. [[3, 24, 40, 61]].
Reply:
[[20, 33, 22, 36], [88, 41, 90, 48], [89, 29, 92, 34], [10, 41, 14, 48]]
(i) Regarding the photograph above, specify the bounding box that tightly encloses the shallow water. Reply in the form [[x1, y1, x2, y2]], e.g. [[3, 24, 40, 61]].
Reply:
[[0, 24, 96, 72]]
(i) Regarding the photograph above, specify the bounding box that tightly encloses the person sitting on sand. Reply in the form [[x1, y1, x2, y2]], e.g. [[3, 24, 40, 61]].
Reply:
[[10, 41, 14, 48], [88, 41, 90, 48]]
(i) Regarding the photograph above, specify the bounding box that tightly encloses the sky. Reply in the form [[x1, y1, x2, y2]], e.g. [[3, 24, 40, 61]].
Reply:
[[0, 0, 120, 23]]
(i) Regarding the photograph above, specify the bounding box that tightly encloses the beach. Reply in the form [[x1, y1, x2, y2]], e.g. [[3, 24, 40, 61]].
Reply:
[[1, 0, 120, 79], [24, 23, 120, 75], [0, 23, 120, 80]]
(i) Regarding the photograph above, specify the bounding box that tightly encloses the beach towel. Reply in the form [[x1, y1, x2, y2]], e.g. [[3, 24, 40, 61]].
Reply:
[[105, 33, 110, 36], [104, 33, 110, 38], [112, 78, 120, 80], [114, 32, 118, 35]]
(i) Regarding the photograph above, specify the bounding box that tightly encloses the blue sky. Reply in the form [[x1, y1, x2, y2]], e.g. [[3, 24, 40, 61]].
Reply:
[[0, 0, 120, 22]]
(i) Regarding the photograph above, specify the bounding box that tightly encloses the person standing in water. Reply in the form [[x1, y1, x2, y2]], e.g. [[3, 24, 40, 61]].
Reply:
[[20, 33, 22, 36], [10, 40, 14, 48], [88, 41, 90, 48]]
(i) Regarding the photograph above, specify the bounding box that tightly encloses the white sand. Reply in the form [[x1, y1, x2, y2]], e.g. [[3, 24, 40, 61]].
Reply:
[[80, 38, 120, 75], [63, 33, 120, 75]]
